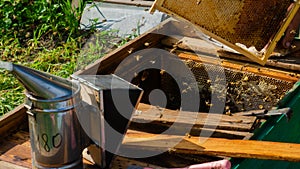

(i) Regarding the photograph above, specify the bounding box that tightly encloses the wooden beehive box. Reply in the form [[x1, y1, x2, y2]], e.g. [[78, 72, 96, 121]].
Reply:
[[1, 18, 300, 169]]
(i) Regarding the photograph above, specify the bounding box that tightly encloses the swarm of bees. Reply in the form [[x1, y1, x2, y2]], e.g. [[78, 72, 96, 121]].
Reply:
[[161, 60, 294, 114]]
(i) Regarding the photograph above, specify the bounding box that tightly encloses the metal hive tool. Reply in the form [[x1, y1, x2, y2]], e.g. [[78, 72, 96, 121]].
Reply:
[[150, 0, 300, 65]]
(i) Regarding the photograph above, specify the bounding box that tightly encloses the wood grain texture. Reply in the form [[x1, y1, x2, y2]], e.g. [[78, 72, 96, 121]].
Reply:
[[73, 18, 207, 76], [0, 104, 27, 138], [162, 36, 300, 73], [175, 51, 299, 83], [122, 130, 300, 162], [0, 131, 31, 168], [133, 103, 256, 132], [102, 0, 153, 7], [0, 161, 28, 169]]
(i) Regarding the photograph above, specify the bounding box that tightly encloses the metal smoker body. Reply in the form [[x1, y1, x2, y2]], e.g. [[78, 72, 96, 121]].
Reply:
[[1, 62, 143, 169], [25, 81, 88, 169]]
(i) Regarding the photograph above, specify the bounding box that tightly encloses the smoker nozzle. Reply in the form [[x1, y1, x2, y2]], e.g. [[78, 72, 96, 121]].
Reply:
[[0, 61, 73, 99]]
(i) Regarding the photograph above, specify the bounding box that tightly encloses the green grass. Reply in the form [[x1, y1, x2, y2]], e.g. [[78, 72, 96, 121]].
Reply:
[[0, 1, 138, 116], [0, 0, 92, 116]]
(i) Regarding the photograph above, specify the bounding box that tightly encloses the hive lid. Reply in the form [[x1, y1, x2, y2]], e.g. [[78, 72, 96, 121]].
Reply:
[[150, 0, 300, 65]]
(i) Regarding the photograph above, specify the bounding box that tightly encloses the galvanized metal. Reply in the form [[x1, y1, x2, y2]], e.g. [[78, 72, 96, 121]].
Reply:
[[2, 61, 143, 169], [25, 81, 88, 169], [72, 74, 143, 168], [1, 62, 89, 168], [0, 61, 73, 99]]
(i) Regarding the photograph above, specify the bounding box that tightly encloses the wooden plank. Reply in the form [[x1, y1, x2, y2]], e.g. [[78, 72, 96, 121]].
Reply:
[[0, 131, 126, 169], [73, 0, 153, 8], [0, 161, 28, 169], [172, 50, 299, 83], [102, 0, 154, 7], [161, 36, 220, 57], [74, 18, 204, 76], [0, 131, 31, 169], [0, 142, 31, 169], [121, 130, 300, 162], [0, 131, 213, 169], [219, 50, 300, 72], [133, 103, 256, 132], [73, 19, 173, 76], [162, 36, 300, 72], [111, 156, 162, 169], [0, 104, 27, 138], [111, 154, 221, 169], [129, 122, 252, 139]]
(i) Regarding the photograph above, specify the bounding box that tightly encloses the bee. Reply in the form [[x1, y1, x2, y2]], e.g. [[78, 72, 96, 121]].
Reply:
[[185, 133, 192, 138], [134, 55, 142, 61], [128, 48, 134, 54], [141, 71, 149, 81], [144, 42, 150, 47], [149, 60, 156, 64]]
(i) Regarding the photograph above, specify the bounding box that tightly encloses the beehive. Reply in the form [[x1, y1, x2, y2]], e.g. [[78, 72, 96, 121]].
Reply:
[[151, 0, 300, 65]]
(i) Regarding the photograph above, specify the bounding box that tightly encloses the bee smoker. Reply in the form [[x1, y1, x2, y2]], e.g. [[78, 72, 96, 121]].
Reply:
[[1, 62, 143, 169]]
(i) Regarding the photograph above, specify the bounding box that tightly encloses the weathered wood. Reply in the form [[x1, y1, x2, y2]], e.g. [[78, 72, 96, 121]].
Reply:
[[73, 32, 164, 75], [219, 50, 300, 72], [129, 122, 253, 139], [0, 161, 28, 169], [133, 103, 256, 132], [162, 36, 300, 72], [73, 18, 206, 76], [161, 36, 220, 57], [111, 156, 162, 169], [121, 130, 300, 162], [73, 18, 172, 76], [0, 131, 31, 168], [73, 0, 153, 8], [172, 50, 299, 82], [102, 0, 153, 7], [0, 131, 213, 169], [0, 104, 27, 138]]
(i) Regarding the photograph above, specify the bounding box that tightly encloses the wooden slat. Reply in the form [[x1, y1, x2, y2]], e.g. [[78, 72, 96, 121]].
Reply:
[[73, 19, 173, 76], [73, 0, 153, 8], [111, 156, 162, 169], [0, 131, 133, 169], [0, 161, 28, 169], [73, 32, 164, 75], [121, 130, 300, 162], [0, 104, 27, 138], [102, 0, 154, 7], [0, 131, 31, 169], [0, 131, 207, 169], [133, 103, 256, 132], [162, 36, 300, 73], [219, 50, 300, 72], [74, 18, 206, 76], [129, 122, 252, 139], [174, 51, 299, 83]]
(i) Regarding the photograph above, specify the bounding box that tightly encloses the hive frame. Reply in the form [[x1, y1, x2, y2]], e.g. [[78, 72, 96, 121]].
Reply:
[[150, 0, 300, 65]]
